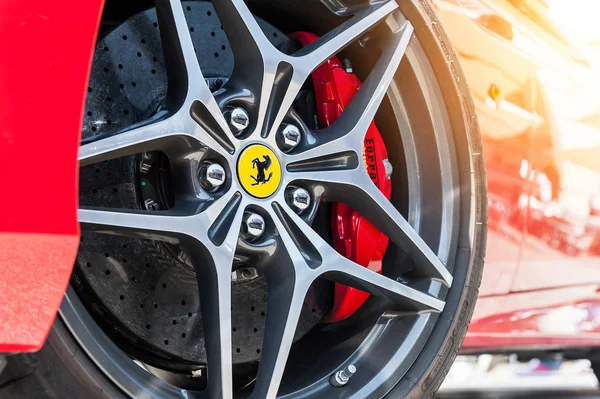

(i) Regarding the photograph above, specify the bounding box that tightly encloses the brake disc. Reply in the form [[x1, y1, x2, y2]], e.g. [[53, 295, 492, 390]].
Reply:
[[74, 1, 330, 368]]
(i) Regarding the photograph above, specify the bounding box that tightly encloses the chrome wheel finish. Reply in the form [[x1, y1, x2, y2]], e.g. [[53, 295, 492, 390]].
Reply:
[[276, 123, 301, 152], [63, 1, 469, 398], [226, 106, 250, 136], [242, 212, 266, 240], [287, 187, 311, 214], [199, 162, 227, 191]]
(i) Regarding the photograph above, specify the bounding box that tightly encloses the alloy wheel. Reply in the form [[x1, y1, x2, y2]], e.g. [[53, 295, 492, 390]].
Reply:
[[61, 0, 476, 398]]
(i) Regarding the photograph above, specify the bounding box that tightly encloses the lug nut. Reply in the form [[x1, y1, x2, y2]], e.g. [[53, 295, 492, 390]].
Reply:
[[199, 162, 226, 192], [288, 187, 311, 214], [242, 212, 265, 241], [382, 158, 393, 180], [144, 198, 159, 211], [225, 106, 250, 136], [140, 152, 154, 173], [330, 364, 356, 387], [276, 123, 301, 152]]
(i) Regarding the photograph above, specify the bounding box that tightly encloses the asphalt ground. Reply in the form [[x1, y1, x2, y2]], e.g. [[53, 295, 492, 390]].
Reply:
[[435, 356, 600, 399]]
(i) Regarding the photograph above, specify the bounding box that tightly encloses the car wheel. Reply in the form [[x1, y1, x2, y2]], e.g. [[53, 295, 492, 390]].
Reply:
[[0, 0, 486, 398]]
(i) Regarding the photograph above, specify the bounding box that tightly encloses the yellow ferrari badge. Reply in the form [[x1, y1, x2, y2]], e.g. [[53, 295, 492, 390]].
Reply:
[[237, 144, 281, 198]]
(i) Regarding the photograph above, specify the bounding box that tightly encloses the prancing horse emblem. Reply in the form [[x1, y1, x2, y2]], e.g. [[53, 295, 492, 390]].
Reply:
[[250, 155, 273, 186]]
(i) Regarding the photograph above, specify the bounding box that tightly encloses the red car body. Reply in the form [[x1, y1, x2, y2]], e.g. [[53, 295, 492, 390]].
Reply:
[[435, 0, 600, 354], [1, 0, 600, 357], [0, 0, 103, 352]]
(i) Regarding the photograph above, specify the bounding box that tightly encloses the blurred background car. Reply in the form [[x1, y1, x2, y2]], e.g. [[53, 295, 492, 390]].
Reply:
[[434, 0, 600, 395]]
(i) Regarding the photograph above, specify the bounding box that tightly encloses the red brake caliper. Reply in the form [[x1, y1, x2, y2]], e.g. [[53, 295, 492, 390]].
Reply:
[[290, 32, 392, 322]]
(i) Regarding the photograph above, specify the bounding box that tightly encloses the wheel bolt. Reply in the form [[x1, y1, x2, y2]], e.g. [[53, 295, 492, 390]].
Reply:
[[198, 162, 226, 192], [288, 187, 311, 214], [276, 123, 301, 152], [140, 151, 154, 173], [330, 364, 356, 387], [144, 198, 159, 211], [382, 158, 393, 180], [242, 212, 265, 241], [225, 106, 250, 136]]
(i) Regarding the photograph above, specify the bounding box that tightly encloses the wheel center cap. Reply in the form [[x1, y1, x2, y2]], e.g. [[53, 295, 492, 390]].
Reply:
[[237, 144, 282, 198]]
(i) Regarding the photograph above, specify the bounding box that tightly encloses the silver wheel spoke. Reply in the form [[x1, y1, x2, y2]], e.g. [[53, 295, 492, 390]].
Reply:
[[356, 177, 453, 285], [286, 168, 356, 186], [79, 114, 233, 166], [323, 259, 444, 312], [252, 275, 310, 399], [211, 0, 280, 138], [249, 206, 316, 399], [156, 0, 237, 153], [275, 202, 445, 310], [198, 265, 234, 399], [156, 0, 202, 93], [78, 207, 186, 243], [293, 1, 398, 71], [284, 19, 413, 165], [331, 19, 413, 140], [288, 168, 452, 285], [194, 192, 243, 237], [265, 2, 398, 140], [191, 203, 245, 399], [79, 116, 186, 167], [211, 0, 276, 58], [80, 121, 239, 176]]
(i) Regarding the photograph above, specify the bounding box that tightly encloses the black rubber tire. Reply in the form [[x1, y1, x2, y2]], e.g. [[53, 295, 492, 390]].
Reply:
[[0, 0, 486, 398], [390, 1, 487, 397], [0, 319, 125, 399]]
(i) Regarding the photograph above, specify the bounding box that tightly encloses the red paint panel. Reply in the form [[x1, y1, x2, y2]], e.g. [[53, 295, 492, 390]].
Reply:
[[0, 0, 103, 351], [0, 234, 80, 352], [461, 335, 600, 353], [462, 285, 600, 351]]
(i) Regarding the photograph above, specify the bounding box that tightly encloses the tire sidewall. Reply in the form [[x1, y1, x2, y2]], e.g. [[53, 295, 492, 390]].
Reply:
[[388, 0, 487, 397]]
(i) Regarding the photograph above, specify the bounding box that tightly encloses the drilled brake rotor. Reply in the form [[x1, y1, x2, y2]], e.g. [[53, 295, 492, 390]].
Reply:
[[74, 1, 330, 367]]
